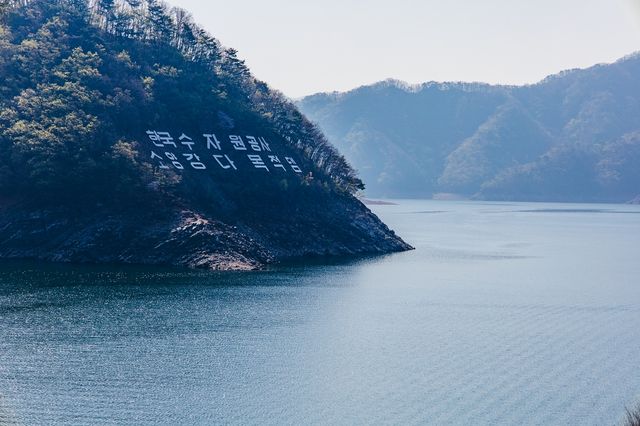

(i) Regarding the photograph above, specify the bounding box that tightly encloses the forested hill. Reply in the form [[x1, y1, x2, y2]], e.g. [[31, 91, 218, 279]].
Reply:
[[298, 55, 640, 203], [0, 0, 411, 270]]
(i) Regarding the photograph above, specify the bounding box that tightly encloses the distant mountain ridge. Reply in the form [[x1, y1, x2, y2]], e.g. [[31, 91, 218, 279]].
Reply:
[[298, 54, 640, 202]]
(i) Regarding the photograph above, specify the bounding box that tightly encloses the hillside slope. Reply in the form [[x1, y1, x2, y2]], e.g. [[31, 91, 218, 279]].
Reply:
[[0, 0, 411, 270], [298, 55, 640, 202]]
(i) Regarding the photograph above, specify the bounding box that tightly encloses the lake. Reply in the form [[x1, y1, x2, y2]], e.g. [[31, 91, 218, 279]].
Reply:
[[1, 200, 639, 425]]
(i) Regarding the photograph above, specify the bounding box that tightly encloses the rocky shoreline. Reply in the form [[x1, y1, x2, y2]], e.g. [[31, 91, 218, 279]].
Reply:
[[0, 200, 412, 271]]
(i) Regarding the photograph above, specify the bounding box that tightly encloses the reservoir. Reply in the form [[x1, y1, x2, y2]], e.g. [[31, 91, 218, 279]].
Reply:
[[1, 200, 639, 425]]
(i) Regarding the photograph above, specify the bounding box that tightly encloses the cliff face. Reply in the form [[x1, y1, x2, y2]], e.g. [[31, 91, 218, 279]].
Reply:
[[0, 0, 411, 270]]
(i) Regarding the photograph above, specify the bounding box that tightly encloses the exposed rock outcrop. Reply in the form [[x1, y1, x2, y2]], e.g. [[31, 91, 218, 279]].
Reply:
[[0, 199, 411, 271]]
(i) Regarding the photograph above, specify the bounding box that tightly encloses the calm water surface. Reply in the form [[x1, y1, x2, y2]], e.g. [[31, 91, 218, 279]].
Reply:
[[1, 200, 639, 425]]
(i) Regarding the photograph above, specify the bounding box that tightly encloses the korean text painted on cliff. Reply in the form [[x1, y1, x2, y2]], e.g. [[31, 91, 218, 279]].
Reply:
[[146, 131, 303, 174]]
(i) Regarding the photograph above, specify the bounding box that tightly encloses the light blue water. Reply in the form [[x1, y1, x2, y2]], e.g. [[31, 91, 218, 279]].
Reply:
[[0, 200, 639, 425]]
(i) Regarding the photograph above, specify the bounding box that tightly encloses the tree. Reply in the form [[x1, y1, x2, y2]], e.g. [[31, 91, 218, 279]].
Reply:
[[0, 0, 10, 21], [192, 28, 220, 65], [13, 16, 69, 86], [95, 0, 115, 32], [146, 0, 173, 43]]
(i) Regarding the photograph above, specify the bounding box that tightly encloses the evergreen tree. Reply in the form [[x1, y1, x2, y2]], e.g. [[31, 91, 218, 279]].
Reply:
[[146, 0, 173, 43]]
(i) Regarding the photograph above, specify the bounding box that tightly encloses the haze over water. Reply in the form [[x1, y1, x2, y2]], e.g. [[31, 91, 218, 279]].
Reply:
[[1, 200, 639, 425]]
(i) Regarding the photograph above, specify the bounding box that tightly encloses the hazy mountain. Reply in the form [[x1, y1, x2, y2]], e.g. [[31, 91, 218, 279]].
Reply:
[[0, 0, 410, 270], [298, 55, 640, 202]]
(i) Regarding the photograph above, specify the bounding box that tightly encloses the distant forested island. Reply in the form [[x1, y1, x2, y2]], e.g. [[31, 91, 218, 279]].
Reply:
[[0, 0, 411, 269], [298, 55, 640, 203]]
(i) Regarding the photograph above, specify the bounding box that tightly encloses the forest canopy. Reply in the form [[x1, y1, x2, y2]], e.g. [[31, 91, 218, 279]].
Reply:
[[0, 0, 364, 205]]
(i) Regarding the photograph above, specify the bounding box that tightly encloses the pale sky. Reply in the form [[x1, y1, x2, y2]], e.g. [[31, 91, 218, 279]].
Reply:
[[169, 0, 640, 98]]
